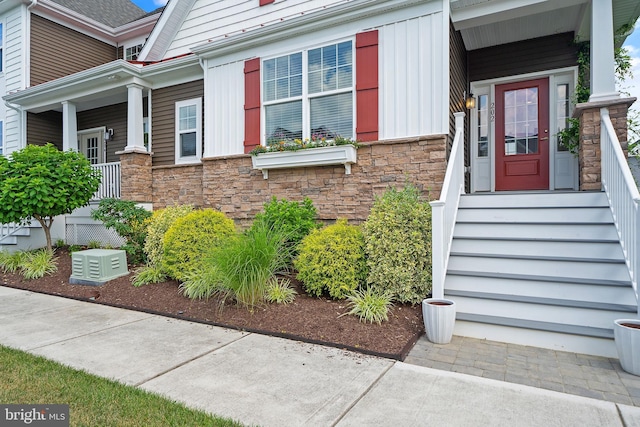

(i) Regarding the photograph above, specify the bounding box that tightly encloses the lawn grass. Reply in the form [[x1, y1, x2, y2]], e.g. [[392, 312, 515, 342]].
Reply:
[[0, 345, 244, 427]]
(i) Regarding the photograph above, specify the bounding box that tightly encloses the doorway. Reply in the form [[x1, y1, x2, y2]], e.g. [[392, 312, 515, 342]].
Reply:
[[495, 78, 549, 191]]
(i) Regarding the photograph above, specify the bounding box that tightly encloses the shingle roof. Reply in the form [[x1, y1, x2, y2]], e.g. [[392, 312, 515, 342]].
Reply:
[[50, 0, 147, 27]]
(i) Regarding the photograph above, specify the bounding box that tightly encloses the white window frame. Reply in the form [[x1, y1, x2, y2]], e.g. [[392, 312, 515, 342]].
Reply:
[[125, 43, 144, 61], [175, 98, 202, 164], [0, 120, 4, 156], [261, 38, 355, 145]]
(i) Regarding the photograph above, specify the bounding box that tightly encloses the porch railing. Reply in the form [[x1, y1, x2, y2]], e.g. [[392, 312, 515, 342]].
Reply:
[[91, 162, 121, 200], [600, 107, 640, 315], [430, 112, 465, 299]]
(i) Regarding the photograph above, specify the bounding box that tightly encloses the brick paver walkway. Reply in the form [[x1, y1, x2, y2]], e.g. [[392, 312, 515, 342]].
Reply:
[[405, 335, 640, 407]]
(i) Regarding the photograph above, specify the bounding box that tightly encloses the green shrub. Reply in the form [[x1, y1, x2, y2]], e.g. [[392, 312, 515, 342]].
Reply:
[[143, 205, 194, 267], [91, 198, 152, 264], [265, 277, 297, 305], [87, 240, 101, 249], [251, 197, 321, 259], [21, 249, 57, 280], [345, 287, 394, 324], [162, 209, 236, 282], [362, 183, 432, 304], [294, 219, 367, 299], [0, 250, 28, 273], [181, 224, 290, 309], [132, 264, 167, 287]]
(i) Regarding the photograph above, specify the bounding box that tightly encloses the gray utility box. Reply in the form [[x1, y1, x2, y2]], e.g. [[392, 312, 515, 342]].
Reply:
[[69, 249, 129, 286]]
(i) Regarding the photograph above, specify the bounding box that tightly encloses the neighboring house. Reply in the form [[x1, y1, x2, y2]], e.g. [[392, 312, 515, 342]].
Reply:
[[3, 0, 640, 357], [0, 0, 159, 247]]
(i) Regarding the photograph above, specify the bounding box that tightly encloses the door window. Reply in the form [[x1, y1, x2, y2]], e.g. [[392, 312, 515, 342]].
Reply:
[[503, 87, 539, 156]]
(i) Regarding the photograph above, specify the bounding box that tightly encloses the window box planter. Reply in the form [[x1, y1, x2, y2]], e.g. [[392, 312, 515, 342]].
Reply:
[[251, 144, 358, 179]]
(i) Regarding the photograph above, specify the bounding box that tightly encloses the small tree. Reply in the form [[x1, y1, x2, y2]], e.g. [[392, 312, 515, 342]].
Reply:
[[0, 144, 101, 251]]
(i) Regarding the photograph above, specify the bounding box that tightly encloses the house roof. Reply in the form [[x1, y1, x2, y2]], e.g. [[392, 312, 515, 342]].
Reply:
[[49, 0, 147, 28]]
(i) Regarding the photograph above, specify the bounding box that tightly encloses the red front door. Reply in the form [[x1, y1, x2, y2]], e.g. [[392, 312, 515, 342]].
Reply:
[[495, 78, 549, 191]]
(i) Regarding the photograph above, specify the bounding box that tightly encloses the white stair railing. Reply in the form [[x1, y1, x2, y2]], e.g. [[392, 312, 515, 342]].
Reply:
[[0, 223, 22, 244], [91, 162, 121, 200], [430, 112, 465, 299], [600, 107, 640, 315]]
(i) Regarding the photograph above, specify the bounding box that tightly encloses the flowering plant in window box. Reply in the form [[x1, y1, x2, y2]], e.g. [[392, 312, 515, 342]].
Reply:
[[250, 135, 360, 179]]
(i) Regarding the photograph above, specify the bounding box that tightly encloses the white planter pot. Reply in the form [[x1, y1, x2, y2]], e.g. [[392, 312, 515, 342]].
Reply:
[[614, 319, 640, 376], [422, 298, 456, 344], [251, 145, 357, 179]]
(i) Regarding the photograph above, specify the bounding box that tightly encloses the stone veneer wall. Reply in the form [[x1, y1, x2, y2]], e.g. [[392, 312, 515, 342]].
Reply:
[[150, 136, 447, 223], [576, 99, 634, 191], [119, 151, 153, 203]]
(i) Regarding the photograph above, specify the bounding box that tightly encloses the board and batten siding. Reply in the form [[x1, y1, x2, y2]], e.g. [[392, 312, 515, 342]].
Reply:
[[468, 32, 578, 83], [78, 103, 128, 163], [448, 22, 470, 190], [152, 80, 204, 166], [379, 12, 448, 139], [3, 7, 26, 154], [27, 111, 63, 149], [165, 0, 337, 59], [206, 60, 245, 156], [30, 14, 118, 86]]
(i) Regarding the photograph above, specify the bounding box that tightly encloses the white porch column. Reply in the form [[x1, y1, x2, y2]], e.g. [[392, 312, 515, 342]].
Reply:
[[124, 83, 146, 152], [589, 0, 619, 102], [61, 101, 78, 151]]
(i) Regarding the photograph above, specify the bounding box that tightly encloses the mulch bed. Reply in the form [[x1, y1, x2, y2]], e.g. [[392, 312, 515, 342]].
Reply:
[[1, 249, 425, 360]]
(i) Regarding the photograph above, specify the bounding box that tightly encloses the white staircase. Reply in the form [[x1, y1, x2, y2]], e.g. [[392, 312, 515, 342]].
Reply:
[[445, 191, 637, 357], [0, 221, 48, 252]]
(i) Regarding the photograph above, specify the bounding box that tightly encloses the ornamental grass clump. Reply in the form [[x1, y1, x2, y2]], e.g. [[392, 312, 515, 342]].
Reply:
[[362, 183, 432, 304], [294, 219, 367, 299], [21, 249, 57, 280], [265, 277, 297, 305], [345, 287, 394, 325], [181, 223, 290, 310], [162, 209, 236, 282]]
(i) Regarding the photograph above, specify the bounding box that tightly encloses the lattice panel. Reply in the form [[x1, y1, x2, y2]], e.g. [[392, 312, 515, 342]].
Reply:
[[65, 224, 125, 247]]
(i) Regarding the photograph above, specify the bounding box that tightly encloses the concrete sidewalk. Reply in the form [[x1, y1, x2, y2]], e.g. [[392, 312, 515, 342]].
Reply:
[[2, 285, 640, 427]]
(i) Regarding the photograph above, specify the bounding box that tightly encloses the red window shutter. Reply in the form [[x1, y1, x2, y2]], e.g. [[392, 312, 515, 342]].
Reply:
[[244, 58, 261, 154], [356, 30, 378, 142], [260, 0, 275, 5]]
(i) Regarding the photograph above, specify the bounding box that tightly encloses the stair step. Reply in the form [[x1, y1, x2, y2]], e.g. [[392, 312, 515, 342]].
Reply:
[[445, 275, 637, 312], [450, 239, 625, 262], [449, 296, 629, 338], [453, 223, 619, 242], [459, 192, 608, 208], [448, 255, 631, 286], [0, 236, 18, 245], [456, 207, 613, 224]]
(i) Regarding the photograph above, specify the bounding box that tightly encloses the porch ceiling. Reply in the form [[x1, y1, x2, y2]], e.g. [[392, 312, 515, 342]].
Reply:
[[451, 0, 640, 51]]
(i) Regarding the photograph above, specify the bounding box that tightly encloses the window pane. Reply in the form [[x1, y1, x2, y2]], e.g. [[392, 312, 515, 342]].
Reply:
[[477, 94, 488, 157], [181, 132, 196, 157], [308, 48, 321, 72], [308, 71, 321, 93], [338, 41, 352, 66], [265, 101, 302, 144], [264, 79, 276, 102], [276, 56, 289, 78], [290, 53, 302, 75], [263, 59, 275, 81], [310, 92, 353, 139], [290, 75, 302, 97], [556, 83, 570, 151], [337, 65, 352, 89], [277, 78, 289, 99]]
